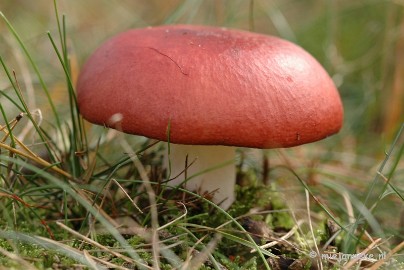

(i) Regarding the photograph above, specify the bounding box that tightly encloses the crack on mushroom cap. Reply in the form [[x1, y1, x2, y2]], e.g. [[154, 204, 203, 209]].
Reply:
[[145, 47, 189, 76]]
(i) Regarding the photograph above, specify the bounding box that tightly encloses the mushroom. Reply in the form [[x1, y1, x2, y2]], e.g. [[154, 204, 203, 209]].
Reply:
[[77, 25, 343, 209]]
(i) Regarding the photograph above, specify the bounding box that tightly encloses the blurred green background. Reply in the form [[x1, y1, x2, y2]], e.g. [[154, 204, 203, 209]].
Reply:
[[0, 0, 403, 259], [1, 0, 403, 151]]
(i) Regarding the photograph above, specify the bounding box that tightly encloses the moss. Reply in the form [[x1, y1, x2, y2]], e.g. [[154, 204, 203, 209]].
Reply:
[[0, 239, 77, 269], [215, 253, 258, 270]]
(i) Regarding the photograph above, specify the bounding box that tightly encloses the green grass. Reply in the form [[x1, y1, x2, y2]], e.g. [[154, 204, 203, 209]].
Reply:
[[0, 0, 403, 269]]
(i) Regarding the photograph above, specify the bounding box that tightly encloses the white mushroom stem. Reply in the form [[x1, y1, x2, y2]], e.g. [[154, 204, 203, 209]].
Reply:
[[165, 144, 236, 209]]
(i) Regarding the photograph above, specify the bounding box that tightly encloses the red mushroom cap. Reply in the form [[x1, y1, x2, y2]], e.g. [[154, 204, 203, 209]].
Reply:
[[77, 24, 343, 148]]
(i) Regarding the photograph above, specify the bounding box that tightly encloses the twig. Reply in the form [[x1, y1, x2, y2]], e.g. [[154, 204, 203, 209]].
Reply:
[[343, 238, 382, 269], [56, 221, 140, 268], [368, 241, 404, 270], [306, 189, 323, 270], [0, 141, 72, 179], [112, 178, 143, 214]]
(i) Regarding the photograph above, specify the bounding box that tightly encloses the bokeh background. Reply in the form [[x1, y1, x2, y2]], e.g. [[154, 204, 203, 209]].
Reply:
[[1, 0, 403, 146], [1, 0, 403, 248]]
